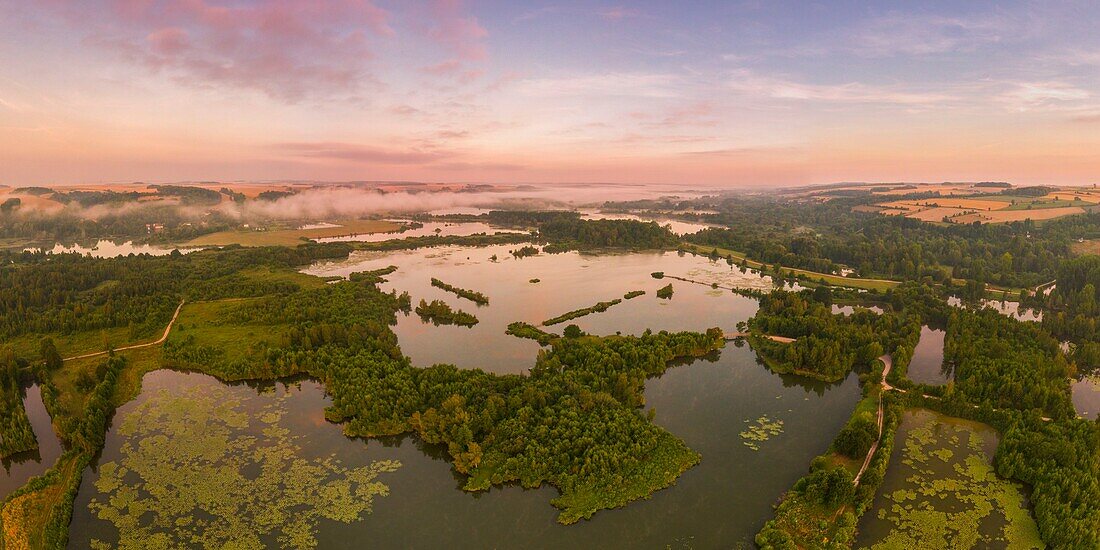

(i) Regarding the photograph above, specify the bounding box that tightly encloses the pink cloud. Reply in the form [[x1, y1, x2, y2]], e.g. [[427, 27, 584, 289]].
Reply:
[[272, 142, 453, 165], [600, 6, 642, 22], [425, 0, 488, 61], [49, 1, 393, 101]]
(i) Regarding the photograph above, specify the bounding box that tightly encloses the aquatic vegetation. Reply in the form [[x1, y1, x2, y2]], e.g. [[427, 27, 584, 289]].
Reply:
[[430, 278, 490, 305], [505, 322, 557, 345], [623, 290, 646, 299], [542, 298, 623, 326], [860, 410, 1043, 550], [415, 299, 479, 327], [656, 283, 674, 299], [512, 245, 539, 258], [88, 385, 400, 549], [739, 416, 784, 451]]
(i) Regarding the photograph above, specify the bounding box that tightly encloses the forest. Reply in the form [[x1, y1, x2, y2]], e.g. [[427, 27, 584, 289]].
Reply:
[[681, 195, 1100, 289], [415, 299, 479, 327], [1, 196, 1098, 549], [746, 290, 914, 382]]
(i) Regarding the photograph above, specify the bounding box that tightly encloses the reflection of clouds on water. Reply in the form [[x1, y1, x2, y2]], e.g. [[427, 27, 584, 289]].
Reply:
[[682, 265, 775, 291], [25, 240, 195, 258], [304, 246, 770, 373]]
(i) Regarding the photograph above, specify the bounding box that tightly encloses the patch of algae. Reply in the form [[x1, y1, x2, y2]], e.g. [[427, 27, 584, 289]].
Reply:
[[88, 384, 401, 549], [739, 415, 784, 451], [861, 411, 1044, 550]]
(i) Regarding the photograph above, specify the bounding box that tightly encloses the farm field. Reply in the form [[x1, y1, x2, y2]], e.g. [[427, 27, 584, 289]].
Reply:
[[866, 188, 1096, 225]]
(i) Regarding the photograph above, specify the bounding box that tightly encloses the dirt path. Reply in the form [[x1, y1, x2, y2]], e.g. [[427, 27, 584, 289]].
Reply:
[[724, 331, 796, 343], [62, 300, 185, 362], [853, 354, 891, 486]]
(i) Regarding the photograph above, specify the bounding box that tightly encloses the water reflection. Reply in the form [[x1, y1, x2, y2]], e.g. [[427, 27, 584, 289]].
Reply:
[[315, 220, 524, 243], [71, 347, 860, 548], [305, 245, 778, 373], [1, 384, 63, 500], [1071, 373, 1099, 420], [24, 240, 195, 258], [907, 326, 950, 385], [577, 210, 713, 236]]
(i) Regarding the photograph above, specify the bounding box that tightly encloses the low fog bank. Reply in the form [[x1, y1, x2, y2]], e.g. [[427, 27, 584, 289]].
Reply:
[[7, 183, 716, 223]]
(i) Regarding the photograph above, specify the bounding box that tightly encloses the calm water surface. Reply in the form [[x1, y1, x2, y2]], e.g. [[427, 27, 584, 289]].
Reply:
[[0, 385, 63, 500], [578, 210, 713, 236], [1072, 373, 1099, 420], [25, 240, 194, 258], [305, 245, 777, 372], [68, 247, 863, 548], [906, 326, 950, 385], [315, 220, 523, 244]]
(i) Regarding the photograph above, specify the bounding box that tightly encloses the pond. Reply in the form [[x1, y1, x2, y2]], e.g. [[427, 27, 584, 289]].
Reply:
[[1072, 372, 1100, 420], [314, 220, 524, 244], [0, 385, 63, 501], [854, 409, 1043, 549], [24, 240, 195, 258], [906, 326, 950, 385], [68, 356, 860, 548], [832, 304, 885, 315], [68, 246, 864, 548]]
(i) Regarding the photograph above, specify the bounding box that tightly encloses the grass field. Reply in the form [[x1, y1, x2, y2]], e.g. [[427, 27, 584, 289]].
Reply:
[[1071, 239, 1100, 256], [238, 265, 329, 290], [166, 298, 290, 365], [184, 219, 402, 247], [8, 326, 135, 363]]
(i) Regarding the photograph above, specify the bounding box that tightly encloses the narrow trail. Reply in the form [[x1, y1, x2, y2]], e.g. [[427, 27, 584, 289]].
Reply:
[[62, 300, 185, 362], [724, 331, 796, 343], [853, 354, 891, 486]]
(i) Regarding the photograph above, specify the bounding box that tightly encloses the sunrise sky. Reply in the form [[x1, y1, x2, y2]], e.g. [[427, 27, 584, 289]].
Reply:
[[1, 1, 1099, 187]]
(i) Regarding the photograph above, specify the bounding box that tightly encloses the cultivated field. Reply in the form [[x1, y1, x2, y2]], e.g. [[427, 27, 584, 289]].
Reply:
[[861, 185, 1098, 225]]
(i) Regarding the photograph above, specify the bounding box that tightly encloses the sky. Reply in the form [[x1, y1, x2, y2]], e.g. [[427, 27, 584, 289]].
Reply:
[[1, 0, 1099, 187]]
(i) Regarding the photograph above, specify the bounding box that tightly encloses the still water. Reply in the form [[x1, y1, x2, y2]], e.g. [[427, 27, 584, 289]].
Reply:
[[906, 326, 950, 385], [578, 210, 713, 236], [67, 246, 862, 547], [855, 409, 1042, 549], [1072, 373, 1099, 420], [315, 220, 524, 244], [24, 240, 194, 258], [0, 385, 63, 500], [305, 245, 776, 372]]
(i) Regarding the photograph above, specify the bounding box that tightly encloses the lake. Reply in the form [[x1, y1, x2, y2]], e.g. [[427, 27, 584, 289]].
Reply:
[[66, 247, 864, 548]]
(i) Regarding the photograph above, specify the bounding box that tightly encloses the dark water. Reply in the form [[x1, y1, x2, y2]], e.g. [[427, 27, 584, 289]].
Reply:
[[69, 358, 859, 548], [0, 384, 64, 500], [68, 247, 862, 548], [1072, 374, 1100, 420], [906, 326, 949, 385]]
